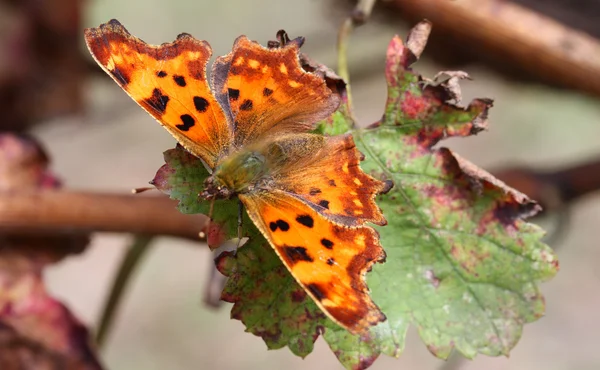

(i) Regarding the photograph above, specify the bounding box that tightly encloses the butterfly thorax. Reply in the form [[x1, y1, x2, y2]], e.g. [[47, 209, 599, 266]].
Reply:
[[202, 149, 270, 200], [202, 135, 327, 200]]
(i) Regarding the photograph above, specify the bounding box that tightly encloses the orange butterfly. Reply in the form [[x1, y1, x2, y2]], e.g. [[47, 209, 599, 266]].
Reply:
[[85, 20, 388, 334]]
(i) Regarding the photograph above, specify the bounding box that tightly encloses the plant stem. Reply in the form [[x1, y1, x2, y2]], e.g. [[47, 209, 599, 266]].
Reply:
[[337, 17, 354, 110], [337, 0, 378, 113], [95, 235, 154, 348]]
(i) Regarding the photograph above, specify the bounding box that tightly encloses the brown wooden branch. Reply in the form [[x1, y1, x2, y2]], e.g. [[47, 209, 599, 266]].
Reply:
[[493, 157, 600, 212], [0, 190, 207, 240], [389, 0, 600, 97], [551, 159, 600, 203]]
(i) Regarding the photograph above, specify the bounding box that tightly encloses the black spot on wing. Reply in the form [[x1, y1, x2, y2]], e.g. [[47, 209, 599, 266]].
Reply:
[[283, 246, 313, 263], [144, 88, 169, 114], [269, 219, 290, 232], [309, 188, 321, 196], [193, 96, 209, 112], [176, 114, 195, 131], [327, 258, 335, 266], [263, 87, 273, 97], [318, 200, 330, 209], [173, 75, 186, 87], [228, 88, 240, 101], [156, 70, 167, 78], [277, 220, 290, 231], [321, 238, 334, 249], [296, 215, 314, 228], [239, 99, 253, 111], [328, 179, 337, 187]]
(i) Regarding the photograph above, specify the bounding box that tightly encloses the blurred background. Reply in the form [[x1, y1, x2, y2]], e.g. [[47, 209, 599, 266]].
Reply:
[[1, 0, 599, 369]]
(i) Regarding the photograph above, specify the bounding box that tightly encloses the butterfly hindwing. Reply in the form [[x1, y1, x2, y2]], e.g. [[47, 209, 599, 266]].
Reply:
[[84, 19, 232, 168], [275, 134, 388, 226], [240, 189, 386, 334]]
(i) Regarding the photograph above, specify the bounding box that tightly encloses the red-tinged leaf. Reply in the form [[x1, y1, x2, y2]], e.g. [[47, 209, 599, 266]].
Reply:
[[0, 134, 101, 369], [347, 21, 559, 365], [0, 264, 102, 370], [0, 134, 61, 191], [215, 232, 329, 358]]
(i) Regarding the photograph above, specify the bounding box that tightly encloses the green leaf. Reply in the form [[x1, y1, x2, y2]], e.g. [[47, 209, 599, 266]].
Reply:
[[347, 27, 558, 363], [152, 146, 238, 247], [322, 322, 384, 369], [216, 228, 329, 358], [152, 145, 210, 215]]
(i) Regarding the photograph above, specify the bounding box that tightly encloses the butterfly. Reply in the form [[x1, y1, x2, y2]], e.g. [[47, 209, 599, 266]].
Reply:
[[84, 19, 389, 334]]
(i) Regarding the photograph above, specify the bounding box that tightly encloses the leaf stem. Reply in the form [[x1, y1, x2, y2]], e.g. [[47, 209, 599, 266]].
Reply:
[[95, 235, 154, 348], [337, 0, 378, 113], [337, 17, 354, 109]]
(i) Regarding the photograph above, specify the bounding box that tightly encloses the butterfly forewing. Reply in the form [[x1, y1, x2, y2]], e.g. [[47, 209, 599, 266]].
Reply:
[[84, 20, 232, 168], [219, 36, 340, 147]]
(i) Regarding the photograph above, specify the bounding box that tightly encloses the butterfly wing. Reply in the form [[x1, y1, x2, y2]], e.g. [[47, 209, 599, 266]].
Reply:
[[217, 36, 339, 146], [84, 19, 232, 168], [273, 133, 388, 226], [239, 189, 386, 334]]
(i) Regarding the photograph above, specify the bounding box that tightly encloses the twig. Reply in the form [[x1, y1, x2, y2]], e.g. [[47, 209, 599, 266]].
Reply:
[[95, 235, 154, 348], [337, 18, 354, 107], [493, 157, 600, 243], [0, 190, 207, 240], [389, 0, 600, 97], [550, 158, 600, 203], [337, 0, 379, 112], [493, 158, 600, 211]]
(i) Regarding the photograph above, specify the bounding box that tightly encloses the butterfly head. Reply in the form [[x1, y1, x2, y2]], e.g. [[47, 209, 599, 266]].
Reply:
[[201, 177, 234, 200]]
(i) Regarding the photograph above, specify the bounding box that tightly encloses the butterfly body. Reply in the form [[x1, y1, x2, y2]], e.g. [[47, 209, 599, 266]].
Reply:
[[201, 133, 322, 200], [85, 19, 389, 334], [206, 149, 268, 198]]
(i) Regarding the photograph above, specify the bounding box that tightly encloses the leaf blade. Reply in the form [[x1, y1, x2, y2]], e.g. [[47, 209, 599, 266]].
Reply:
[[351, 28, 558, 361]]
